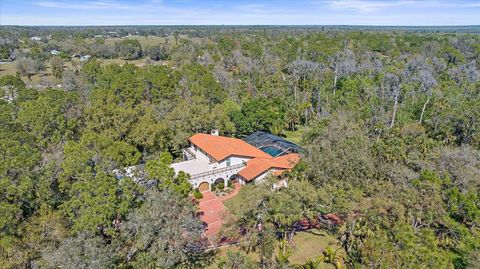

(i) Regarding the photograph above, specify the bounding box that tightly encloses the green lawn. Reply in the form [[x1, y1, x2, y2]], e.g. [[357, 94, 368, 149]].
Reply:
[[289, 229, 341, 265], [204, 245, 259, 269], [205, 229, 341, 268], [223, 184, 261, 216], [283, 126, 306, 145]]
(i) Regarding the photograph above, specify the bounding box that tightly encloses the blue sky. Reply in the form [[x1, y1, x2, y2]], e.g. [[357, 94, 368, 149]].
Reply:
[[1, 0, 480, 26]]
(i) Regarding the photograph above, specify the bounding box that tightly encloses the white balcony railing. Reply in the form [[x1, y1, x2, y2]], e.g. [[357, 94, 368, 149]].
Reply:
[[190, 163, 245, 180], [183, 147, 196, 160]]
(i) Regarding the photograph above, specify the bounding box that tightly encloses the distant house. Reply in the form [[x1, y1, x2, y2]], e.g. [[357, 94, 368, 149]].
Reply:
[[31, 36, 42, 41], [94, 34, 104, 38], [170, 131, 300, 191], [1, 85, 18, 103], [107, 31, 118, 38], [50, 49, 61, 56], [8, 52, 16, 61], [80, 55, 91, 62]]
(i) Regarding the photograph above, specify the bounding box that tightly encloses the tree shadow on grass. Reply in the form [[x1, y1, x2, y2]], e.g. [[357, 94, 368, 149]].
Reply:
[[302, 229, 327, 237]]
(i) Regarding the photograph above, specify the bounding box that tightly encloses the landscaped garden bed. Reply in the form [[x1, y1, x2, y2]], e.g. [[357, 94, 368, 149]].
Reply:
[[211, 181, 234, 197]]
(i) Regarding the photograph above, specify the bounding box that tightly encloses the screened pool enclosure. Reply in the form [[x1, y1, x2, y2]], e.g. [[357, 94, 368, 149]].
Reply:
[[244, 131, 303, 157]]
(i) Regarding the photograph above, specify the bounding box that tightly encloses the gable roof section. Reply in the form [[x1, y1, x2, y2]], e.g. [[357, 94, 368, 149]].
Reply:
[[189, 133, 271, 161], [238, 153, 300, 182]]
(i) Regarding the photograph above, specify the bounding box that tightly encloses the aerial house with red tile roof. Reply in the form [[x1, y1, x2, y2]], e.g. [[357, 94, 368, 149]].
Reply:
[[171, 130, 301, 192]]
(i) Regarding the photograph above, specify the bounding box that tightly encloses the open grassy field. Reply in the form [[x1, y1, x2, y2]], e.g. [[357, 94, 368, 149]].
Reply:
[[0, 57, 157, 86], [101, 35, 172, 47], [0, 62, 18, 76], [0, 61, 58, 85], [289, 230, 341, 265], [100, 34, 207, 47], [81, 58, 150, 67]]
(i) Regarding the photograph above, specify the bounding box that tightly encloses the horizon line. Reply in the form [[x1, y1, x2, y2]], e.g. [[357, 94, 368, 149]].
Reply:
[[2, 24, 480, 27]]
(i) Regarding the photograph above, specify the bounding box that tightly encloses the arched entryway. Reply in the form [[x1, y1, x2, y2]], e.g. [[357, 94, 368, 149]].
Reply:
[[213, 178, 226, 191], [229, 174, 238, 183], [198, 182, 210, 192], [214, 178, 225, 185]]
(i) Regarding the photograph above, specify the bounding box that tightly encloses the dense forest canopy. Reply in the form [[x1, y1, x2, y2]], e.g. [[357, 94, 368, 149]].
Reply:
[[0, 26, 479, 268]]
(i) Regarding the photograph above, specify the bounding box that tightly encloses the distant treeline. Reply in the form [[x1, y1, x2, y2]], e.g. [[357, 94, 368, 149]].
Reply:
[[1, 25, 480, 39]]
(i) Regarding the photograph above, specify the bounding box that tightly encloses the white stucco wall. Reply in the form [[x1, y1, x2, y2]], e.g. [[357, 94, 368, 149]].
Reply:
[[189, 165, 244, 190], [252, 168, 283, 184], [192, 146, 211, 163], [214, 156, 250, 169], [253, 171, 270, 183], [177, 144, 267, 191]]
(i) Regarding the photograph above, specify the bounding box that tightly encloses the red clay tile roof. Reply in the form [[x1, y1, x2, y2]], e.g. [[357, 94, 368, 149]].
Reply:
[[189, 133, 272, 161], [237, 158, 272, 181], [238, 153, 300, 182]]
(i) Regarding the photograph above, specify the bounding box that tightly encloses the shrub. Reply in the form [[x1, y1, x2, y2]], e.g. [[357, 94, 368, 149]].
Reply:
[[227, 181, 233, 188], [211, 184, 216, 191], [217, 182, 225, 190], [115, 39, 142, 60], [193, 188, 203, 199], [147, 45, 168, 61]]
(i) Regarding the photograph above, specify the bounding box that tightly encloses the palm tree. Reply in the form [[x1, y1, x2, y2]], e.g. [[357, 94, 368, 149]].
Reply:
[[296, 247, 343, 269], [295, 259, 321, 269], [285, 107, 301, 131], [269, 119, 285, 136], [277, 238, 292, 263], [272, 214, 290, 255], [322, 247, 343, 269]]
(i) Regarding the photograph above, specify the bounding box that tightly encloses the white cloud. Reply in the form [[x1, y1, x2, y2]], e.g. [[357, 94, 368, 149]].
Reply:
[[235, 4, 269, 14], [323, 0, 414, 12], [319, 0, 480, 12], [34, 0, 147, 10]]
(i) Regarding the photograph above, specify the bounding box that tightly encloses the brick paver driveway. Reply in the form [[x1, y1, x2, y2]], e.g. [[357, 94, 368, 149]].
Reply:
[[198, 191, 227, 237], [197, 183, 241, 239]]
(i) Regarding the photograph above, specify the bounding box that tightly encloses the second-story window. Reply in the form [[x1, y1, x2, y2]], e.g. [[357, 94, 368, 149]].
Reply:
[[226, 158, 231, 167]]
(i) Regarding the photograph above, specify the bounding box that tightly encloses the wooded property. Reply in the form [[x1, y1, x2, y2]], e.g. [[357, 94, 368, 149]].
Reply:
[[0, 23, 479, 268]]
